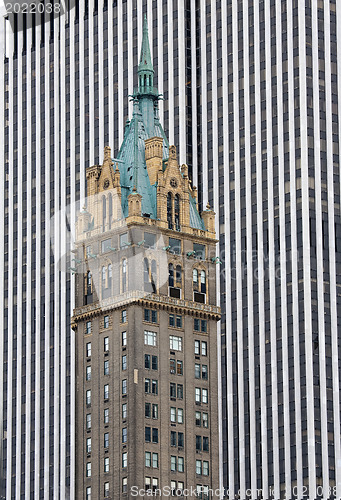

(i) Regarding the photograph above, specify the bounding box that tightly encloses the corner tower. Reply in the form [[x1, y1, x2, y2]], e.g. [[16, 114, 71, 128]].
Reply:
[[72, 23, 221, 499]]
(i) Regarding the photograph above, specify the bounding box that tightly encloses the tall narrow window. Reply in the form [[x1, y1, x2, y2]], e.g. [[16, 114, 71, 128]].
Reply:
[[193, 269, 198, 289], [122, 258, 127, 292], [102, 196, 106, 231], [200, 270, 206, 294], [144, 258, 150, 291], [108, 194, 112, 230], [176, 265, 182, 285], [85, 271, 92, 304], [151, 260, 157, 293], [168, 263, 174, 287], [167, 193, 173, 229], [108, 264, 112, 291], [174, 194, 180, 231]]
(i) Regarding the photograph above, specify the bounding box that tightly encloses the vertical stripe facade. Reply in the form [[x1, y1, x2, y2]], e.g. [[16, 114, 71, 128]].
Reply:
[[1, 1, 341, 498]]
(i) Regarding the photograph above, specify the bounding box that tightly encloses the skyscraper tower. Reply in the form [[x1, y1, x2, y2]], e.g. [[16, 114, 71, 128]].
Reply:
[[2, 1, 341, 499], [71, 19, 220, 498]]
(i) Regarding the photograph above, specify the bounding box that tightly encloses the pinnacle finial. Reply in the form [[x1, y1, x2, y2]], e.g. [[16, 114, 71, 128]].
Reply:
[[138, 15, 154, 77]]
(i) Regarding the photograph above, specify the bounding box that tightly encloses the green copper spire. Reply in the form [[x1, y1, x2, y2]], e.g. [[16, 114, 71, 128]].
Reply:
[[138, 15, 154, 76]]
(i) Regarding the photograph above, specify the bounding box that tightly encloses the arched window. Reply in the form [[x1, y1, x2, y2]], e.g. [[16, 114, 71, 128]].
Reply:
[[108, 264, 112, 291], [174, 194, 180, 231], [200, 270, 206, 293], [108, 194, 112, 230], [167, 193, 173, 229], [193, 268, 206, 303], [193, 269, 198, 289], [85, 271, 92, 304], [102, 266, 106, 284], [122, 259, 127, 292], [168, 263, 174, 287], [176, 265, 182, 285], [102, 196, 106, 232], [151, 260, 157, 293]]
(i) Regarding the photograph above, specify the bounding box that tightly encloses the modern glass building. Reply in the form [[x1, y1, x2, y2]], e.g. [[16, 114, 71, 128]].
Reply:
[[1, 0, 341, 499]]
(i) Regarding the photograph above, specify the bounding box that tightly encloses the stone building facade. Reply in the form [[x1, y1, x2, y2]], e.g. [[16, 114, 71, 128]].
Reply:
[[71, 19, 220, 499]]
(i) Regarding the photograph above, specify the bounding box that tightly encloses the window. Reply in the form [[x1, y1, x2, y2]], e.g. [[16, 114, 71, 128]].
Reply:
[[86, 487, 91, 500], [194, 319, 207, 333], [120, 232, 128, 248], [122, 331, 127, 346], [178, 457, 184, 473], [122, 258, 127, 292], [144, 258, 157, 293], [193, 243, 205, 259], [86, 321, 91, 335], [145, 330, 157, 346], [169, 335, 182, 351], [193, 269, 206, 302], [170, 383, 176, 398], [122, 403, 127, 419], [122, 379, 127, 395], [145, 402, 151, 418], [195, 388, 201, 403], [177, 384, 183, 399], [195, 340, 200, 355], [122, 477, 127, 493], [168, 263, 174, 287], [145, 378, 151, 393], [104, 408, 109, 424], [122, 452, 127, 468], [169, 314, 182, 328], [170, 359, 175, 374], [104, 457, 109, 473], [169, 263, 181, 298], [170, 407, 176, 423], [86, 342, 91, 357], [196, 411, 201, 426], [145, 477, 151, 491], [122, 309, 127, 323], [145, 451, 151, 467], [152, 356, 158, 370], [145, 427, 151, 442], [152, 428, 158, 443], [104, 432, 109, 448], [167, 193, 173, 229], [104, 384, 109, 400], [152, 478, 158, 492], [144, 232, 156, 248], [152, 404, 158, 419], [144, 309, 157, 323], [104, 315, 109, 328], [104, 482, 109, 498], [174, 194, 180, 231], [203, 437, 209, 452], [169, 237, 181, 254], [145, 355, 158, 370], [171, 456, 177, 472], [177, 408, 183, 423], [195, 364, 201, 379], [203, 413, 208, 428], [202, 389, 208, 404], [86, 365, 91, 381], [152, 453, 158, 468], [202, 365, 208, 380], [122, 427, 127, 443], [104, 336, 109, 352], [152, 380, 158, 395], [196, 460, 202, 475], [196, 435, 202, 451], [178, 432, 184, 448], [203, 461, 209, 476], [104, 360, 109, 375], [171, 431, 177, 446], [122, 355, 127, 370], [202, 341, 207, 356], [86, 437, 91, 453], [86, 414, 91, 430], [86, 462, 91, 477], [86, 390, 91, 406], [169, 314, 175, 327]]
